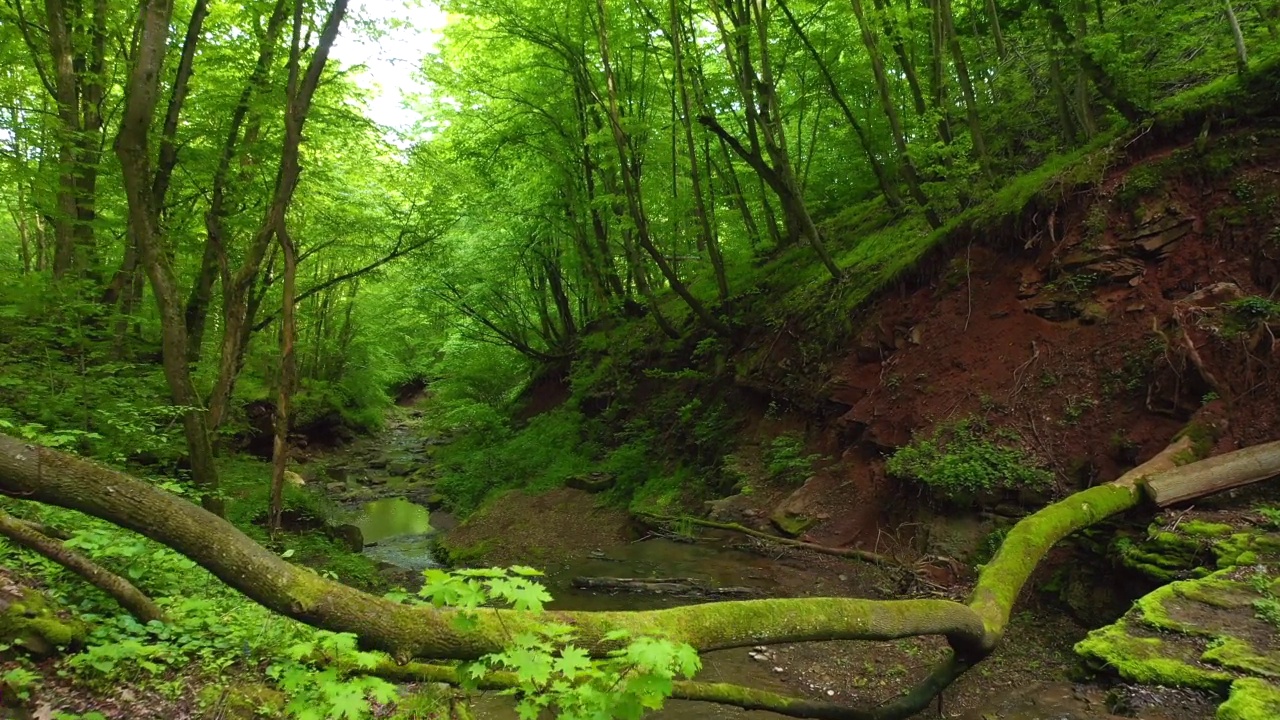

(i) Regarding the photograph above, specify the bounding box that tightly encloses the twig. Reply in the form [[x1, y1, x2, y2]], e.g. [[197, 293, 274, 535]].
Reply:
[[636, 513, 898, 567], [963, 242, 973, 332]]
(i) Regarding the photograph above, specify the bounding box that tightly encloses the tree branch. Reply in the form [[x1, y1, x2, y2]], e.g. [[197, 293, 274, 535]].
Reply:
[[0, 508, 164, 623]]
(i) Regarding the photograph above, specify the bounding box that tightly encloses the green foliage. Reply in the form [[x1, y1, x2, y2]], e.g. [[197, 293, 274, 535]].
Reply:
[[420, 567, 700, 720], [1223, 296, 1280, 337], [434, 407, 595, 514], [1256, 506, 1280, 531], [886, 418, 1053, 501], [763, 433, 822, 485], [268, 632, 398, 720]]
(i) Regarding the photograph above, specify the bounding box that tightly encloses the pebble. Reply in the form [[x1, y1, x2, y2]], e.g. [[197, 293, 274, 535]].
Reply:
[[773, 666, 784, 673]]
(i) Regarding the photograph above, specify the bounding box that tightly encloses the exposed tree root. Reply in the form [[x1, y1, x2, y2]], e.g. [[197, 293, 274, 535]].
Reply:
[[636, 513, 896, 567], [0, 508, 164, 623], [3, 431, 1280, 718]]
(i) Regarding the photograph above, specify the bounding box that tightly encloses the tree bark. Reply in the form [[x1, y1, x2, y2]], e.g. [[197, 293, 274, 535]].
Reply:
[[1036, 0, 1146, 124], [116, 0, 225, 516], [1224, 0, 1248, 75], [669, 0, 729, 300], [595, 0, 732, 336], [269, 222, 298, 534], [938, 0, 991, 177]]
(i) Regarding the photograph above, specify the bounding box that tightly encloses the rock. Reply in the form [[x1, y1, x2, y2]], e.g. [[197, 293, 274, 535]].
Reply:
[[0, 588, 86, 659], [770, 508, 815, 538], [1060, 245, 1119, 271], [386, 461, 414, 477], [565, 472, 615, 493], [1027, 294, 1080, 321], [324, 466, 349, 483], [1080, 257, 1146, 285], [284, 470, 305, 487], [367, 456, 389, 470], [325, 482, 346, 494], [1125, 216, 1193, 256], [197, 682, 286, 719], [1078, 301, 1109, 325], [326, 523, 364, 552], [425, 492, 447, 510]]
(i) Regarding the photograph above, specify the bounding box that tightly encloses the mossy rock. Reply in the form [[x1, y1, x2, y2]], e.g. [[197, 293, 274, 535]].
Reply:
[[1218, 678, 1280, 720], [198, 682, 286, 719], [769, 508, 815, 538], [1076, 621, 1235, 692], [0, 588, 86, 658]]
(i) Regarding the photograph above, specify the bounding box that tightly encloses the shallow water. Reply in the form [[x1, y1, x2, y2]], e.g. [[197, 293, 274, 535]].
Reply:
[[348, 497, 433, 544]]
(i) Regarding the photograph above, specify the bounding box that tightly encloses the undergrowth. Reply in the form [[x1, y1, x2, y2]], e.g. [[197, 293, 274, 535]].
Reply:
[[886, 417, 1053, 502]]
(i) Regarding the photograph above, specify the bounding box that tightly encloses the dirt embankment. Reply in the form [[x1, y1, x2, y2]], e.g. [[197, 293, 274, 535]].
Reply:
[[741, 128, 1280, 556]]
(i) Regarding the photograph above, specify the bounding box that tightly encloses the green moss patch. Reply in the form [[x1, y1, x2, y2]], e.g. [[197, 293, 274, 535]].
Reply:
[[0, 588, 87, 658], [1075, 621, 1234, 692], [1218, 678, 1280, 720]]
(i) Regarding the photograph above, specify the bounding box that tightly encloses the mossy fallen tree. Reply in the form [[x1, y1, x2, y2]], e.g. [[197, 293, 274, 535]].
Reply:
[[2, 431, 1280, 718], [0, 508, 164, 624]]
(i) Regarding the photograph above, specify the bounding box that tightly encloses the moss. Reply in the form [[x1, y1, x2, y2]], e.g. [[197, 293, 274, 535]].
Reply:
[[434, 538, 496, 567], [769, 509, 815, 538], [1182, 521, 1237, 538], [1218, 678, 1280, 720], [0, 589, 86, 657], [971, 483, 1141, 638], [1074, 621, 1234, 692], [1174, 422, 1220, 462], [1136, 582, 1198, 634], [1203, 637, 1280, 679], [198, 682, 286, 719]]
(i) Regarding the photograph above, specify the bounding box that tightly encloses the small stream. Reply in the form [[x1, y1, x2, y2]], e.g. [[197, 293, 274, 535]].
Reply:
[[314, 410, 1120, 720]]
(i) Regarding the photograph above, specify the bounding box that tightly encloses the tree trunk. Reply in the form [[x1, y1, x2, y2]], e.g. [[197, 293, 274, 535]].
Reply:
[[1224, 0, 1248, 75], [1036, 0, 1146, 124], [1, 432, 1273, 719], [269, 223, 298, 534], [596, 0, 731, 336], [115, 0, 225, 516], [670, 0, 729, 300], [1048, 44, 1078, 145], [938, 0, 991, 177], [777, 0, 903, 211], [928, 0, 955, 146], [850, 0, 942, 228], [873, 0, 929, 116], [984, 0, 1006, 59]]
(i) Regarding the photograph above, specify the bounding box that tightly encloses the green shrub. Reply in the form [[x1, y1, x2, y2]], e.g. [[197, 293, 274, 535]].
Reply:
[[764, 433, 822, 485], [886, 418, 1053, 501]]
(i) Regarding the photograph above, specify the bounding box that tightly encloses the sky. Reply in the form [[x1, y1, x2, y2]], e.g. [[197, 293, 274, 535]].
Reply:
[[330, 0, 449, 139]]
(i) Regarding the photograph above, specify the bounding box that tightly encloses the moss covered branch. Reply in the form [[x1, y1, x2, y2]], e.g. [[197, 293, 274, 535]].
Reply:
[[0, 508, 164, 623]]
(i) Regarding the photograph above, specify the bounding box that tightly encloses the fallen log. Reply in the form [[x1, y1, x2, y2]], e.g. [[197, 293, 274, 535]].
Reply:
[[1145, 439, 1280, 506], [636, 514, 896, 567], [0, 509, 164, 623], [571, 576, 763, 598]]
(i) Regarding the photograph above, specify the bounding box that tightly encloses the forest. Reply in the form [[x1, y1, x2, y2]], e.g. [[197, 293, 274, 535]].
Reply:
[[2, 0, 1280, 717]]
